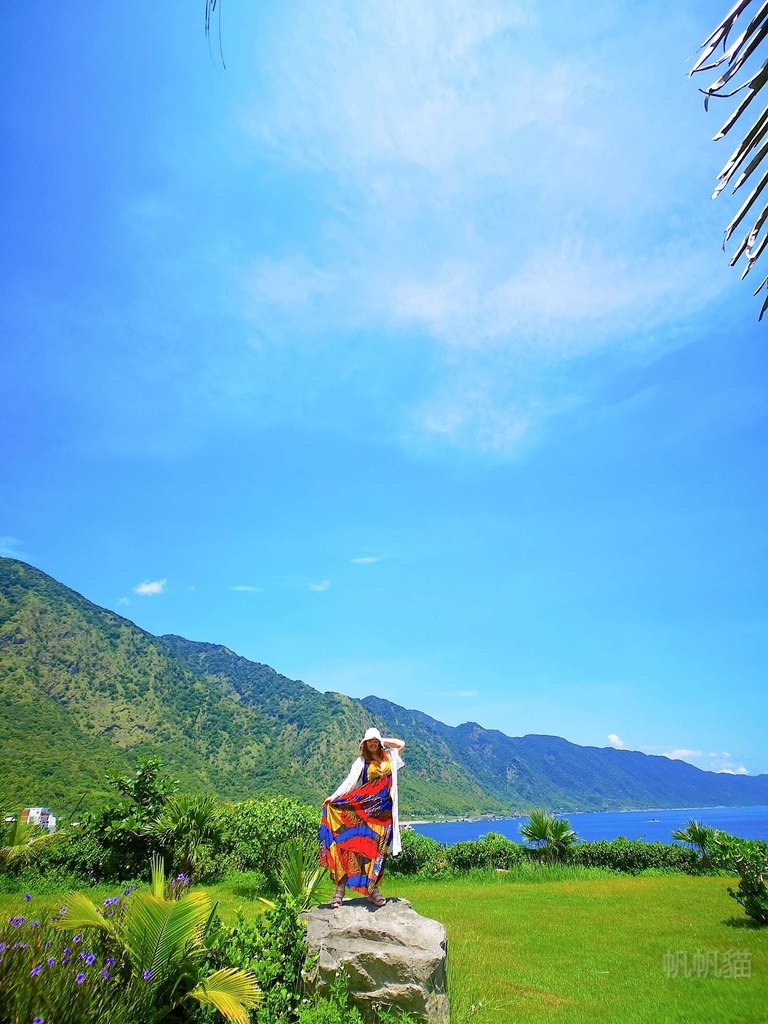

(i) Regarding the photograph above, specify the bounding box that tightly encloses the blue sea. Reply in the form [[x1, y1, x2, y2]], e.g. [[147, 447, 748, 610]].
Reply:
[[410, 805, 768, 846]]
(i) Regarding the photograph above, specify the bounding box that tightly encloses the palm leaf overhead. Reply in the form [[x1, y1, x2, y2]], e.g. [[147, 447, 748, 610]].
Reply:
[[692, 0, 768, 317]]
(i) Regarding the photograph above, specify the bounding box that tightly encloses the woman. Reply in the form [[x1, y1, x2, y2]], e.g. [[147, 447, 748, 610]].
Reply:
[[319, 727, 406, 908]]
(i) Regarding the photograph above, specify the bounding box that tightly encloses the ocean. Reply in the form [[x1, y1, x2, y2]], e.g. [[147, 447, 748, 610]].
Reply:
[[409, 804, 768, 846]]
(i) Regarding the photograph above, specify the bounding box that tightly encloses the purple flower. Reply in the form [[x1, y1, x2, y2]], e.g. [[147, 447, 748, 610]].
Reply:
[[63, 947, 71, 956], [85, 954, 96, 967], [30, 920, 40, 928], [105, 957, 115, 967], [143, 969, 152, 981], [0, 943, 5, 953], [73, 935, 82, 944], [30, 964, 42, 976], [75, 972, 85, 984], [44, 942, 51, 949], [101, 968, 110, 980], [46, 957, 55, 967], [33, 1017, 45, 1024], [24, 893, 31, 902], [80, 951, 88, 961], [20, 942, 27, 949], [59, 907, 67, 916], [123, 889, 131, 896], [11, 916, 25, 927], [62, 955, 71, 966]]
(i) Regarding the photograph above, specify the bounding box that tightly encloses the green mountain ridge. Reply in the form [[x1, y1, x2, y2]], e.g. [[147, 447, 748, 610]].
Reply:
[[2, 555, 766, 818]]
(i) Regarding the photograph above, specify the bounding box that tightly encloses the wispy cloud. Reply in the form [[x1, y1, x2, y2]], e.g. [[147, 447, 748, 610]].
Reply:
[[607, 733, 626, 750], [308, 580, 331, 592], [0, 536, 28, 559], [350, 556, 381, 564], [116, 596, 130, 606], [132, 578, 167, 597], [228, 585, 264, 592], [709, 752, 748, 775], [662, 748, 703, 761]]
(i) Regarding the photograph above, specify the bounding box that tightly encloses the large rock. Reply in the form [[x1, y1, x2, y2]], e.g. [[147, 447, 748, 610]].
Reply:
[[301, 897, 449, 1023]]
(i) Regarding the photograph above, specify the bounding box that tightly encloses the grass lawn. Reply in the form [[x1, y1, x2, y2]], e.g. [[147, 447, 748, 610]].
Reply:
[[385, 870, 768, 1024], [2, 869, 765, 1023]]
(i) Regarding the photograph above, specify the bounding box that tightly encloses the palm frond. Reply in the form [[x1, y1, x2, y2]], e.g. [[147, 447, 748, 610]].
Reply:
[[693, 0, 768, 309], [188, 967, 261, 1023], [52, 891, 118, 938], [122, 890, 212, 978]]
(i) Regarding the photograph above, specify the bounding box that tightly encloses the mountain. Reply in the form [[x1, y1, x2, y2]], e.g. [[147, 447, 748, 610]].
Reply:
[[2, 555, 767, 819]]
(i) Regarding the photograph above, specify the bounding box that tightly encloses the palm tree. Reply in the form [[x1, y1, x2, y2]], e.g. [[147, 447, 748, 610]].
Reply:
[[691, 0, 768, 317], [671, 818, 718, 867], [519, 810, 578, 864], [259, 837, 330, 911], [147, 792, 223, 879], [55, 855, 260, 1023]]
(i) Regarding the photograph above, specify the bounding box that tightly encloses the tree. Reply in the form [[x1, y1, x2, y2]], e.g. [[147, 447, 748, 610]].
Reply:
[[671, 818, 718, 867], [691, 0, 768, 317]]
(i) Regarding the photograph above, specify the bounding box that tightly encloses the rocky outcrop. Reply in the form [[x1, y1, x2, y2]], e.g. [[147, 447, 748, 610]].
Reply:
[[301, 897, 449, 1023]]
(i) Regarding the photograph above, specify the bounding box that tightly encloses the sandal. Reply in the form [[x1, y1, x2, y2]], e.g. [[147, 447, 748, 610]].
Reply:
[[368, 888, 386, 907], [331, 884, 345, 909]]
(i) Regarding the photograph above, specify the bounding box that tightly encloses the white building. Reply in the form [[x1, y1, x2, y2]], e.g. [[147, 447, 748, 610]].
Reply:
[[21, 807, 57, 833]]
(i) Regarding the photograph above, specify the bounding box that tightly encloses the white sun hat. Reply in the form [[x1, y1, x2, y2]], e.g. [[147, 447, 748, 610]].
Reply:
[[360, 727, 383, 750]]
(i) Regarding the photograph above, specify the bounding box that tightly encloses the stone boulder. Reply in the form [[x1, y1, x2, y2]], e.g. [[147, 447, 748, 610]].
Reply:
[[301, 897, 449, 1023]]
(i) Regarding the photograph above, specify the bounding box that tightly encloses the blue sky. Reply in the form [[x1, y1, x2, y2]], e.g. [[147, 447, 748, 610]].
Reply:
[[2, 1, 766, 776]]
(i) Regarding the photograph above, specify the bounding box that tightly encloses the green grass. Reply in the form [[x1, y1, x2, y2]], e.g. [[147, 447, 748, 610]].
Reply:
[[3, 869, 766, 1023], [384, 870, 768, 1024]]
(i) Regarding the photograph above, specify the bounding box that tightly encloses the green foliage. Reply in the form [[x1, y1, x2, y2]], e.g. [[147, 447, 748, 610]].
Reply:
[[387, 829, 445, 876], [709, 830, 768, 926], [519, 811, 577, 863], [671, 818, 719, 866], [220, 798, 320, 886], [446, 832, 524, 872], [298, 970, 421, 1024], [272, 837, 330, 910], [205, 893, 306, 1023], [571, 838, 701, 875], [147, 792, 223, 880]]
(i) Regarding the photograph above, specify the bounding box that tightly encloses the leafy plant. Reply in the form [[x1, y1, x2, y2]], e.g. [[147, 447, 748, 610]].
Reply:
[[53, 854, 261, 1022], [709, 830, 768, 925], [206, 892, 307, 1023], [1, 810, 59, 867], [519, 811, 577, 864], [267, 837, 329, 911], [147, 792, 223, 880], [671, 819, 719, 867]]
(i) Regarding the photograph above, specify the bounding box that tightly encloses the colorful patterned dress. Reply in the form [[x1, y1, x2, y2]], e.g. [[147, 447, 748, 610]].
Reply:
[[319, 758, 393, 894]]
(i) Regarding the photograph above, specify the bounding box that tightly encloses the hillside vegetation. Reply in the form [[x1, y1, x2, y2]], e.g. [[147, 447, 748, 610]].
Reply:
[[2, 556, 767, 818]]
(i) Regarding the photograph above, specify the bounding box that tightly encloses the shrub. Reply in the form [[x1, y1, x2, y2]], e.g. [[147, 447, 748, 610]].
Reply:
[[220, 798, 320, 886], [446, 833, 525, 872], [709, 832, 768, 926], [387, 830, 445, 876], [205, 893, 307, 1023], [571, 838, 701, 875]]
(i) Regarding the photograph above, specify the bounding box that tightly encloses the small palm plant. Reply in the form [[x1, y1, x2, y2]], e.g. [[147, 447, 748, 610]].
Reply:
[[146, 792, 223, 879], [519, 811, 578, 864], [54, 854, 260, 1023], [671, 819, 718, 868], [259, 837, 330, 911]]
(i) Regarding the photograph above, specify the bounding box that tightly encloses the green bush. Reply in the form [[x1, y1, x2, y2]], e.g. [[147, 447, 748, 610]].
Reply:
[[387, 830, 445, 876], [571, 838, 701, 875], [220, 798, 321, 886], [709, 832, 768, 926], [446, 832, 525, 872], [205, 892, 307, 1023]]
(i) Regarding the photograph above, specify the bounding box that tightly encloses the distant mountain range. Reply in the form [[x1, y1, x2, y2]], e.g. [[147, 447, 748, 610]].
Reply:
[[2, 555, 766, 818]]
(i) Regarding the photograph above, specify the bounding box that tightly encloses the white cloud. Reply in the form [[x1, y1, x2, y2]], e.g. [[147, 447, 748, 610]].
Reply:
[[709, 752, 747, 775], [662, 748, 703, 761], [607, 733, 626, 750], [0, 536, 27, 558], [350, 556, 381, 564], [116, 596, 130, 606], [132, 578, 167, 597], [718, 766, 749, 775], [308, 580, 331, 592], [228, 585, 264, 592]]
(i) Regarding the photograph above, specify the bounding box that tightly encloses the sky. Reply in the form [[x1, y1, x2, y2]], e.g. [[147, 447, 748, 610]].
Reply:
[[2, 1, 767, 776]]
